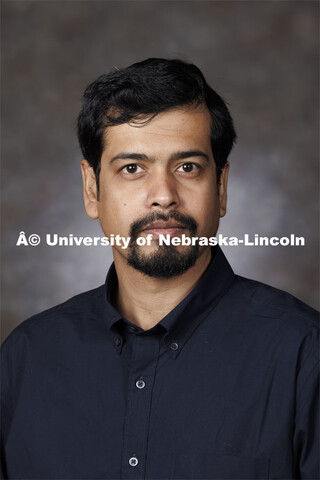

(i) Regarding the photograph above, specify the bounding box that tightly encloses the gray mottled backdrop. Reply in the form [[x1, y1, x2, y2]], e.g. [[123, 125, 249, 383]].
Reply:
[[1, 0, 319, 342]]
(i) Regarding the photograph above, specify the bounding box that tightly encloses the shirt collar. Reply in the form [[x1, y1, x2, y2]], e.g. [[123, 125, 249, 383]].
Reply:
[[101, 246, 235, 357]]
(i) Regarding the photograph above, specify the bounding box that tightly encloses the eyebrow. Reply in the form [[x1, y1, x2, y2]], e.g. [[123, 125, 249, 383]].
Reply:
[[110, 150, 210, 164]]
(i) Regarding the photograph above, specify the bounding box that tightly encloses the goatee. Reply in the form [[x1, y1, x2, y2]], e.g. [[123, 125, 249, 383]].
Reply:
[[127, 211, 198, 278]]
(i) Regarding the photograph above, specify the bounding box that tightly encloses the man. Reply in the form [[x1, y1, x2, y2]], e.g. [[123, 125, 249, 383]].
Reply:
[[1, 58, 318, 479]]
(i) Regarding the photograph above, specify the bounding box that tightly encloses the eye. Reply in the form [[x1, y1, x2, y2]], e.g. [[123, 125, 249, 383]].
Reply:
[[176, 162, 199, 174], [121, 164, 143, 174]]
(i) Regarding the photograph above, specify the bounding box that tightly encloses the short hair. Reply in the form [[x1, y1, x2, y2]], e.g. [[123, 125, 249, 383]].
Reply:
[[77, 58, 236, 188]]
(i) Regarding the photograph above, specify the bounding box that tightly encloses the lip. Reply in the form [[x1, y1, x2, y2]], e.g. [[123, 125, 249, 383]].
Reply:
[[141, 221, 186, 237]]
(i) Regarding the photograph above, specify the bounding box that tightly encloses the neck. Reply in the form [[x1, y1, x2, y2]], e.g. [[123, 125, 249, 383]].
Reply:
[[113, 248, 212, 330]]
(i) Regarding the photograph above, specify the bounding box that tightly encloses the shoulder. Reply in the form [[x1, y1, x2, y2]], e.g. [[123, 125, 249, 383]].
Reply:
[[230, 275, 318, 328], [226, 276, 319, 378], [1, 285, 106, 351]]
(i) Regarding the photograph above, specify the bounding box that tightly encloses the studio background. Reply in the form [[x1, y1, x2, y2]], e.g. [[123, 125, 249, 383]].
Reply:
[[1, 0, 319, 343]]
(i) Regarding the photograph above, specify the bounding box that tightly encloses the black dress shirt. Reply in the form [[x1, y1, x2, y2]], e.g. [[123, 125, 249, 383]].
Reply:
[[1, 247, 319, 479]]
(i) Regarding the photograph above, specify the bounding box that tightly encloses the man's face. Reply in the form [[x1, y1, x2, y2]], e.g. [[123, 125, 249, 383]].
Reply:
[[81, 106, 229, 276]]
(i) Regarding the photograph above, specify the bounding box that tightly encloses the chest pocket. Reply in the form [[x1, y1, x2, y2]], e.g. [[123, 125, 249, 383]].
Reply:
[[170, 454, 269, 479]]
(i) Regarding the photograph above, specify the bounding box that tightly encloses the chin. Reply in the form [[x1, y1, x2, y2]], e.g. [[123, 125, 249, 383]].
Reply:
[[127, 244, 199, 279]]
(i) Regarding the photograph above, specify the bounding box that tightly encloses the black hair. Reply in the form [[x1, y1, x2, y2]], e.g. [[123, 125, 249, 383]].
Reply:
[[77, 58, 236, 189]]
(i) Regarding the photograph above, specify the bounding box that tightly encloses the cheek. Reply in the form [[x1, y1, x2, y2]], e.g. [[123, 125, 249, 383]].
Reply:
[[97, 191, 138, 236], [195, 190, 220, 230]]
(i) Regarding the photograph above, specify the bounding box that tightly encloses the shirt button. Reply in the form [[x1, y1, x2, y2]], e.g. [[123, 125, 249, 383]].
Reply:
[[115, 337, 121, 347], [136, 379, 145, 389], [170, 342, 179, 351], [129, 456, 138, 467], [129, 326, 137, 333]]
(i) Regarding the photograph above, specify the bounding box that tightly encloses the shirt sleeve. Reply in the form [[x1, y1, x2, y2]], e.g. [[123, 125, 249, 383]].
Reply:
[[1, 329, 26, 480], [293, 327, 319, 479], [1, 341, 10, 480], [0, 457, 8, 480]]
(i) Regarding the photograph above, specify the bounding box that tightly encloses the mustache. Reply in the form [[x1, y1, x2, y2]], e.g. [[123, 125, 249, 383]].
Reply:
[[129, 211, 198, 240]]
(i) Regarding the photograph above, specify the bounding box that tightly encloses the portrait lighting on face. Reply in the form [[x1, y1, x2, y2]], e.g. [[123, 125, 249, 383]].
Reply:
[[78, 58, 236, 278]]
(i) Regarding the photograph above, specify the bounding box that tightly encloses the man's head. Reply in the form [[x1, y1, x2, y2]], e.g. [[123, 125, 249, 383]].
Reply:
[[78, 58, 236, 277]]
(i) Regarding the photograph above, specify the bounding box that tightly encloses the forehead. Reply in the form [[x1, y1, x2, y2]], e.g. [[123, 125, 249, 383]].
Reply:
[[103, 106, 212, 156]]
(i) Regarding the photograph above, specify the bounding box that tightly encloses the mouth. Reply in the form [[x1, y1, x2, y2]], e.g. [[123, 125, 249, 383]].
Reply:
[[141, 221, 187, 237]]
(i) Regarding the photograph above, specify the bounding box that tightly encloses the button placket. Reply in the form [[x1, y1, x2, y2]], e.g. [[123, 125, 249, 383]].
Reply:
[[121, 333, 161, 478]]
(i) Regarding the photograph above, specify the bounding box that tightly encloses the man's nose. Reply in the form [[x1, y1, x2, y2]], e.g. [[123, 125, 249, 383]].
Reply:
[[146, 171, 180, 209]]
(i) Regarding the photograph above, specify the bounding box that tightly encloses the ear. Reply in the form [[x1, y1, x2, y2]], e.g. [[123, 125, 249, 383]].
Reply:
[[218, 162, 229, 218], [80, 160, 99, 219]]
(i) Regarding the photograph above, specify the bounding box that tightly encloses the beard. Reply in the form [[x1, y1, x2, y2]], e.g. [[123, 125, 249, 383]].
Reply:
[[127, 211, 199, 278]]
